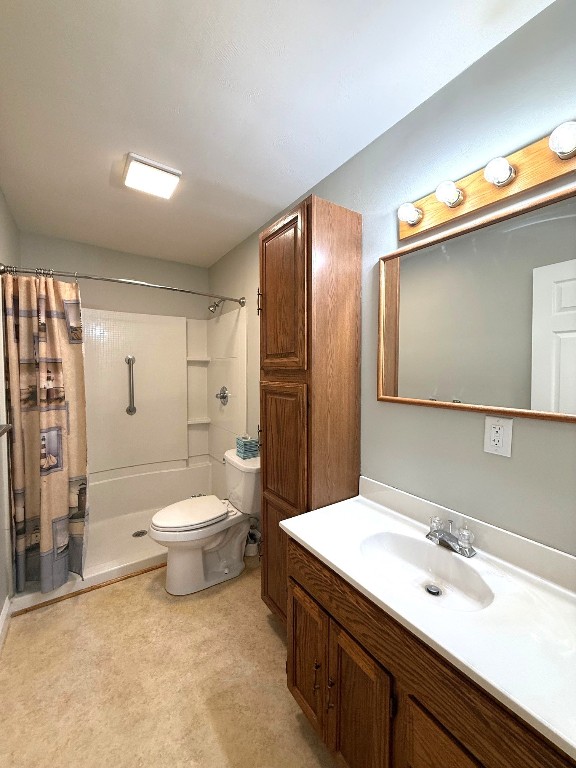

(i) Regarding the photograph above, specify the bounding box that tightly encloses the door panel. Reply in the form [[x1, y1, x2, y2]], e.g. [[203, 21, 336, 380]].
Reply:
[[327, 622, 392, 768], [260, 381, 307, 512], [405, 697, 483, 768], [287, 581, 329, 737], [261, 496, 290, 621], [260, 205, 307, 370]]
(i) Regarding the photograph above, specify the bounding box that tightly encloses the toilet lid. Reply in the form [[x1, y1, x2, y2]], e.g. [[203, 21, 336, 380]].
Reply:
[[151, 495, 229, 532]]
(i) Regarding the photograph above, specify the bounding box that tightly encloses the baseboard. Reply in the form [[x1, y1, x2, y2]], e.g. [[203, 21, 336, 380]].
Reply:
[[0, 595, 11, 653]]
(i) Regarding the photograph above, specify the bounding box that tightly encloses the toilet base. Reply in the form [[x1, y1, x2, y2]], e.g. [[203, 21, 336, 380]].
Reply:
[[163, 516, 250, 595], [166, 556, 246, 596]]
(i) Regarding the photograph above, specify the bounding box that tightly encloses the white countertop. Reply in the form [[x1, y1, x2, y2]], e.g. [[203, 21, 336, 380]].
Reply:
[[280, 478, 576, 758]]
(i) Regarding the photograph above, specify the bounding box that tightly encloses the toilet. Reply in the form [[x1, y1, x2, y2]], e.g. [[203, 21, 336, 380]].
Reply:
[[149, 450, 260, 595]]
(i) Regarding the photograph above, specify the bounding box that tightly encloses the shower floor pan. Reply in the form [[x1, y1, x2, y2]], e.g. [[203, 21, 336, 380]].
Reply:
[[10, 508, 166, 613]]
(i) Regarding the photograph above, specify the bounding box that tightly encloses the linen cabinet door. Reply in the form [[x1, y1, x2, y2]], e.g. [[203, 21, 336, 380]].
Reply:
[[260, 203, 307, 371], [326, 622, 392, 768], [287, 581, 329, 738], [260, 381, 307, 513], [260, 496, 291, 620]]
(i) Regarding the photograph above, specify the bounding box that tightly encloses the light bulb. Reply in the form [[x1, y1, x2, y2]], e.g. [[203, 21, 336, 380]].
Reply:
[[484, 157, 516, 187], [397, 202, 423, 226], [549, 121, 576, 159], [435, 180, 464, 208]]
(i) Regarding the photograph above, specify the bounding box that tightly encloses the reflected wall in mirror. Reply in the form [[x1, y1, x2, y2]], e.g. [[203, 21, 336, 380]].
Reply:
[[378, 192, 576, 422]]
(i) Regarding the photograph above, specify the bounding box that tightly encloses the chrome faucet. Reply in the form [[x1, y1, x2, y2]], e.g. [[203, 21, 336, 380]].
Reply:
[[426, 516, 476, 558]]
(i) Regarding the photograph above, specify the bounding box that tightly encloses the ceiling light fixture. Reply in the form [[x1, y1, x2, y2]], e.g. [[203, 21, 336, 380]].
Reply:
[[548, 121, 576, 160], [397, 202, 423, 226], [123, 153, 182, 199], [483, 157, 516, 187], [435, 180, 464, 208]]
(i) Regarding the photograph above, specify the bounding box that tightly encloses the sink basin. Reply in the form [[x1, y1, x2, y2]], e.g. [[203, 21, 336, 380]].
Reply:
[[360, 532, 494, 612]]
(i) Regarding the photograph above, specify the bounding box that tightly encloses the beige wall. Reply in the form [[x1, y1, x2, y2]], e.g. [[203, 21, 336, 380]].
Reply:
[[19, 232, 210, 319], [210, 2, 576, 555], [0, 188, 19, 604]]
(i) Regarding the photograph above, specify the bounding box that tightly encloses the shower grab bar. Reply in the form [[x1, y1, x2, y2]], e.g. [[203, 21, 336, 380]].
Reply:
[[125, 356, 136, 415], [0, 424, 12, 437]]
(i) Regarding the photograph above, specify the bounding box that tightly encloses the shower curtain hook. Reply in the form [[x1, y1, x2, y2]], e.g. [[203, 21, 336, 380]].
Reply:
[[74, 271, 78, 285], [49, 269, 54, 279]]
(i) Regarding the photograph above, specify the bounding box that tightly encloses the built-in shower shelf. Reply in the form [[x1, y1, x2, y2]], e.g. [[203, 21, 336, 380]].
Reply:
[[187, 418, 211, 425], [187, 357, 211, 363]]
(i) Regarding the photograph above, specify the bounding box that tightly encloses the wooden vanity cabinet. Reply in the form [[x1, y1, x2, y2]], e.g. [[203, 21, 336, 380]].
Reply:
[[288, 581, 392, 768], [259, 195, 361, 623], [287, 539, 575, 768]]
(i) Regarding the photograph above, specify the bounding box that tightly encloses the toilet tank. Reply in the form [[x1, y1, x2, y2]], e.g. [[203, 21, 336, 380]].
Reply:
[[224, 449, 261, 518]]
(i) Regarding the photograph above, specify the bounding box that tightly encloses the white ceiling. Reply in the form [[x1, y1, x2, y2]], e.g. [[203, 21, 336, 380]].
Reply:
[[0, 0, 555, 268]]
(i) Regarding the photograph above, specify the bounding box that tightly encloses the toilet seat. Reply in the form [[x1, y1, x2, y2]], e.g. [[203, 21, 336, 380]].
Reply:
[[150, 495, 229, 533]]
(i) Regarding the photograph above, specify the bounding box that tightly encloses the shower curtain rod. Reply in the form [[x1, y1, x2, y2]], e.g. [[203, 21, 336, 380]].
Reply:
[[0, 263, 246, 307]]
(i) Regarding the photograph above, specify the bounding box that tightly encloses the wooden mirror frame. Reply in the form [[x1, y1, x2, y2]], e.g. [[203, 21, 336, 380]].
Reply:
[[378, 181, 576, 422]]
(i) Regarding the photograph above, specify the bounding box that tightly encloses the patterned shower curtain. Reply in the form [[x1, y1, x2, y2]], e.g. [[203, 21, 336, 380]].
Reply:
[[3, 274, 88, 593]]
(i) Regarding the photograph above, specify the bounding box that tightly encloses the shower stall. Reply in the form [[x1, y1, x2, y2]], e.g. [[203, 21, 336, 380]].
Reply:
[[5, 265, 247, 611]]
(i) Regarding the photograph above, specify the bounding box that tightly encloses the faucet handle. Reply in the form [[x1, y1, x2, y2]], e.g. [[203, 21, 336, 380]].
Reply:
[[429, 516, 443, 532], [458, 525, 475, 547]]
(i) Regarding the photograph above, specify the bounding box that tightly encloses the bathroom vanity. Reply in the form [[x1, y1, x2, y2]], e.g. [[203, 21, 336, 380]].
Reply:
[[281, 480, 576, 768]]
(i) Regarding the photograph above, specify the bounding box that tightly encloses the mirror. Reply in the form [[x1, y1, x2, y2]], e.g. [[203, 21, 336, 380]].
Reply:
[[378, 192, 576, 422]]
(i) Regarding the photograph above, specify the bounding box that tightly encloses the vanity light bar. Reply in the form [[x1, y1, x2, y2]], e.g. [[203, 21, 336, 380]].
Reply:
[[397, 119, 576, 239]]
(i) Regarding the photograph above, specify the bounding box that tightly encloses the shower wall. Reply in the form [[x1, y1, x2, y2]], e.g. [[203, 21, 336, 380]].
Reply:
[[83, 308, 211, 520], [208, 309, 247, 499]]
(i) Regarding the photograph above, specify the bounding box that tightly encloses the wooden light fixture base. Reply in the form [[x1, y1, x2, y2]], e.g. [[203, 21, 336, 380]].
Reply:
[[398, 133, 576, 240]]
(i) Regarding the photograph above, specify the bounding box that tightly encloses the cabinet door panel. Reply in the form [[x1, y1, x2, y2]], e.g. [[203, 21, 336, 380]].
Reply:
[[261, 497, 290, 621], [260, 381, 307, 511], [287, 581, 329, 738], [404, 697, 483, 768], [260, 204, 307, 370], [327, 622, 392, 768]]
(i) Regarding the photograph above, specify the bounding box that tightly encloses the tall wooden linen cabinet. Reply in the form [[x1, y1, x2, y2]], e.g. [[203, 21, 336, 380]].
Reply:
[[259, 195, 362, 623]]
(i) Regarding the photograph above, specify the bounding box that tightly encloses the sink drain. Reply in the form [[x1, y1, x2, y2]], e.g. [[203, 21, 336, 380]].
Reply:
[[425, 583, 442, 596], [132, 529, 147, 538]]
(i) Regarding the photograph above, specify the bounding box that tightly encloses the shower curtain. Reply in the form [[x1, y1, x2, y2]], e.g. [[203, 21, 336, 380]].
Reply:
[[3, 274, 88, 593]]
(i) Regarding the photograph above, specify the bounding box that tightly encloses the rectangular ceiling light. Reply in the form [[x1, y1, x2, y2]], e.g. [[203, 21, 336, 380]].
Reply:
[[123, 152, 182, 199]]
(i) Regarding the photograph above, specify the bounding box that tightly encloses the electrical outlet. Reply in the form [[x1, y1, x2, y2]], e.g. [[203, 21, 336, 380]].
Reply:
[[490, 424, 503, 448], [484, 416, 513, 457]]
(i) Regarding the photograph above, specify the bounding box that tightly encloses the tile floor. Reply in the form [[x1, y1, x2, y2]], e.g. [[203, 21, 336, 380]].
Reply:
[[0, 559, 333, 768]]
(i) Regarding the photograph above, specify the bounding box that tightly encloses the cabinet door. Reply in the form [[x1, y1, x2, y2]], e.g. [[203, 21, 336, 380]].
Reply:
[[260, 381, 307, 512], [261, 496, 290, 621], [260, 204, 307, 370], [327, 622, 392, 768], [401, 696, 484, 768], [287, 581, 329, 738]]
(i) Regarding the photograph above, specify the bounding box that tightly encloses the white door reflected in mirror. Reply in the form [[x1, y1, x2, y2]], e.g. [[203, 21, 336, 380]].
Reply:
[[531, 259, 576, 414]]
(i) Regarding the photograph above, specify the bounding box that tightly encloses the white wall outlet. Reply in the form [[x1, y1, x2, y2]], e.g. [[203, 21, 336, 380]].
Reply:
[[484, 416, 513, 457]]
